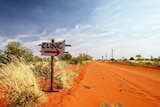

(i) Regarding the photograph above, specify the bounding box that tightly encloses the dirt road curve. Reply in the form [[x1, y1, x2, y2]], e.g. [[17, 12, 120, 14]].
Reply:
[[43, 62, 160, 107]]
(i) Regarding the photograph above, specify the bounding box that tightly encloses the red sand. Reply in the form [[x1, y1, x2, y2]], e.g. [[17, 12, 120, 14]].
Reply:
[[41, 62, 160, 107], [1, 62, 160, 107]]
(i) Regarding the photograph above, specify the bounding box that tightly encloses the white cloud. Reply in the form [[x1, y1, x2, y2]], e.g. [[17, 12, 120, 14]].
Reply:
[[94, 5, 109, 13], [0, 36, 7, 42], [141, 0, 160, 7], [16, 30, 47, 39], [73, 24, 92, 31], [16, 34, 29, 38], [75, 24, 79, 29], [55, 28, 67, 33]]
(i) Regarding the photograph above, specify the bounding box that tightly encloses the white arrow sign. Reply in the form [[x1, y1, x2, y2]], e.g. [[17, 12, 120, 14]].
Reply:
[[41, 40, 65, 57]]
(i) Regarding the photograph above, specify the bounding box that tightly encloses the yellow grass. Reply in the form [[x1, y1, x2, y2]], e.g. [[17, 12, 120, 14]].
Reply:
[[30, 59, 80, 89], [54, 61, 80, 89], [0, 58, 46, 107]]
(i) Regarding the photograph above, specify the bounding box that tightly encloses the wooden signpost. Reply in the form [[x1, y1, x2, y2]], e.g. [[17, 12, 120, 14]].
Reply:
[[40, 39, 70, 92], [50, 39, 55, 91]]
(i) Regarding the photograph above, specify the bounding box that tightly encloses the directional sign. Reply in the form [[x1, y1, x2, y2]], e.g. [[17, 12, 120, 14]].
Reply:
[[41, 40, 65, 57]]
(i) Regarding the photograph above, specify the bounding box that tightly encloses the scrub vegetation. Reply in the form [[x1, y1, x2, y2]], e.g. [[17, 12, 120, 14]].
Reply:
[[0, 57, 46, 107], [0, 41, 90, 106]]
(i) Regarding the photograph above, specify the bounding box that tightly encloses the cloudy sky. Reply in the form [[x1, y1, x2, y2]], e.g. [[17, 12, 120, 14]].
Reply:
[[0, 0, 160, 59]]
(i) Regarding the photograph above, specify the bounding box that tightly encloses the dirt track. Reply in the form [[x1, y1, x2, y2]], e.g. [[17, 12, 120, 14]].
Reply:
[[41, 62, 160, 107]]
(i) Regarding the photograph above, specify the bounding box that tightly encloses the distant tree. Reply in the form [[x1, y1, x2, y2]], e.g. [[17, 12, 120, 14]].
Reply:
[[69, 53, 92, 64], [5, 42, 21, 55], [111, 58, 115, 61], [122, 57, 127, 61], [78, 53, 93, 61], [130, 57, 134, 60], [150, 55, 153, 61], [136, 54, 141, 60], [70, 57, 80, 64], [60, 53, 72, 60], [4, 41, 33, 61], [153, 56, 160, 62]]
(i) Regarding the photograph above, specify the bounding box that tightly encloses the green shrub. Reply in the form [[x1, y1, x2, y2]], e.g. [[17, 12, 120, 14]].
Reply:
[[5, 41, 33, 62], [70, 57, 82, 64], [31, 61, 51, 80]]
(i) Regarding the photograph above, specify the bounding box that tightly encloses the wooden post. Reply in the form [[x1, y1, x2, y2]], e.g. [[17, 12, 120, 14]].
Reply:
[[50, 39, 54, 91]]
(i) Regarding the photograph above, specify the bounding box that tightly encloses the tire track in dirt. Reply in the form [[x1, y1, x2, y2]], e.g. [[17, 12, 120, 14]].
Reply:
[[103, 62, 160, 106]]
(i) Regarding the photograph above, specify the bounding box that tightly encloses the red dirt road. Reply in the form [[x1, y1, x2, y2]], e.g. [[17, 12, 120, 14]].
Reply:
[[41, 62, 160, 107]]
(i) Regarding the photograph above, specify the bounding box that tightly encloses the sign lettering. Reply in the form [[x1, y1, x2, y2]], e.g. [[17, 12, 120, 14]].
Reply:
[[42, 42, 63, 49], [41, 40, 65, 57]]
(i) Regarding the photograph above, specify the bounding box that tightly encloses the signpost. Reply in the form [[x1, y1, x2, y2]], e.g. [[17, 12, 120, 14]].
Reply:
[[41, 40, 65, 57], [40, 39, 70, 92]]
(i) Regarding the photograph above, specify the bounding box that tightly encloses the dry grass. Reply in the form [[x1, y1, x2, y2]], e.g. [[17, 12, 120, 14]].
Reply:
[[0, 58, 46, 107], [118, 60, 160, 68], [54, 70, 79, 89], [100, 102, 123, 107], [31, 60, 80, 89], [54, 61, 80, 89], [31, 61, 51, 80]]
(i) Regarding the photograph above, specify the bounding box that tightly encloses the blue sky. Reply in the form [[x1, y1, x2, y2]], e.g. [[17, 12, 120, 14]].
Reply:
[[0, 0, 160, 59]]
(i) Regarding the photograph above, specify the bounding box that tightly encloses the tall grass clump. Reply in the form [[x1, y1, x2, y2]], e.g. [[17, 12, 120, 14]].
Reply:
[[54, 71, 79, 89], [31, 60, 51, 80], [100, 102, 123, 107], [31, 59, 80, 89], [54, 60, 79, 89], [0, 57, 46, 107]]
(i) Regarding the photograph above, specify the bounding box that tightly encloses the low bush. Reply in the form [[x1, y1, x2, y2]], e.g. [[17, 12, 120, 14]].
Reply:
[[54, 61, 79, 89], [31, 61, 51, 80], [54, 71, 79, 89], [31, 60, 79, 89], [100, 102, 123, 107], [100, 102, 110, 107], [69, 57, 82, 64]]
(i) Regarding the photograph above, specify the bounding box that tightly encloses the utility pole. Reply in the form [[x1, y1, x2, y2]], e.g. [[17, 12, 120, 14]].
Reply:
[[105, 53, 107, 60], [111, 49, 113, 61], [86, 49, 88, 55], [102, 56, 104, 60]]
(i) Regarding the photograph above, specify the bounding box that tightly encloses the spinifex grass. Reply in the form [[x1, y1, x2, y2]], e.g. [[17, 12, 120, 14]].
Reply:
[[31, 60, 51, 80], [0, 58, 46, 107], [54, 60, 80, 89], [31, 60, 80, 89]]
